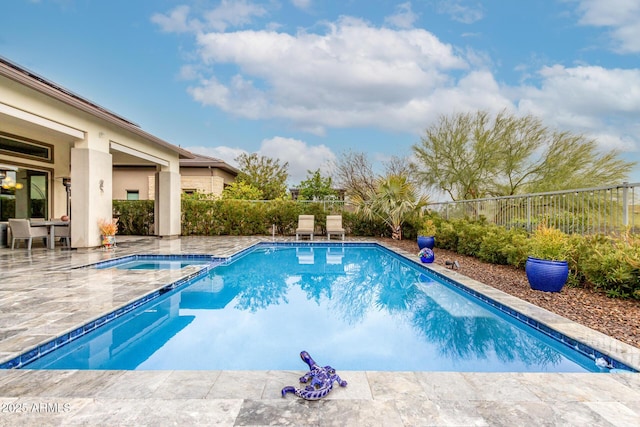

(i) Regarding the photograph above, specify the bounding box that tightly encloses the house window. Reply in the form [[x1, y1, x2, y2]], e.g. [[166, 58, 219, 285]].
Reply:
[[126, 190, 139, 200], [0, 132, 53, 162], [183, 189, 196, 196]]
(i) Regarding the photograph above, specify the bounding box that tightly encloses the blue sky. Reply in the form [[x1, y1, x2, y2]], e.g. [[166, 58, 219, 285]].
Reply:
[[2, 0, 640, 184]]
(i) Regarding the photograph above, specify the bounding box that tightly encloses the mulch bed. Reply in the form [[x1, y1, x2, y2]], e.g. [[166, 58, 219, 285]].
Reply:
[[383, 238, 640, 349]]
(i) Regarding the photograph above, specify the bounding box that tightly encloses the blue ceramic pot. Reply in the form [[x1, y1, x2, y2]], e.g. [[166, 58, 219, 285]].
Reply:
[[417, 236, 435, 250], [525, 256, 568, 292]]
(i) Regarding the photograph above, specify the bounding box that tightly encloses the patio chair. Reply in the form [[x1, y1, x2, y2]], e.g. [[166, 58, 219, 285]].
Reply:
[[54, 222, 71, 246], [8, 218, 48, 250], [326, 215, 345, 240], [295, 215, 315, 240]]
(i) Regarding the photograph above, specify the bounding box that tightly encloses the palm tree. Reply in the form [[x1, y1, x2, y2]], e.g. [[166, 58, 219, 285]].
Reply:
[[354, 174, 428, 240]]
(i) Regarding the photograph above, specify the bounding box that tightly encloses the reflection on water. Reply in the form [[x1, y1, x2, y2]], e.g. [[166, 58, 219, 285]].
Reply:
[[26, 246, 597, 372]]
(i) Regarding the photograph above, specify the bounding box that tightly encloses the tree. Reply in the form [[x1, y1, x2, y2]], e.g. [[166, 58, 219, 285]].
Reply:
[[353, 174, 428, 240], [221, 181, 263, 200], [330, 150, 377, 201], [235, 153, 290, 200], [412, 110, 635, 200], [383, 155, 422, 189], [296, 169, 337, 200]]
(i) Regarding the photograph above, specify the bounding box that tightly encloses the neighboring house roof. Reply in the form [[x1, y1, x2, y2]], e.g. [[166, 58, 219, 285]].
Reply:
[[0, 56, 194, 159], [180, 153, 239, 176]]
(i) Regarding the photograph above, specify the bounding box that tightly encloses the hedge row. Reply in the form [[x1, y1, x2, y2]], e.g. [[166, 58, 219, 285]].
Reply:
[[114, 199, 390, 238], [434, 218, 640, 299]]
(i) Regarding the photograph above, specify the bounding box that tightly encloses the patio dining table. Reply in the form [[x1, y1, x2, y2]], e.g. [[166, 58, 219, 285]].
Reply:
[[30, 220, 69, 249]]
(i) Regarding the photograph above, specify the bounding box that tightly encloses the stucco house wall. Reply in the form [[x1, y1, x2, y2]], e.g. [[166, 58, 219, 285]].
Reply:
[[112, 154, 238, 200]]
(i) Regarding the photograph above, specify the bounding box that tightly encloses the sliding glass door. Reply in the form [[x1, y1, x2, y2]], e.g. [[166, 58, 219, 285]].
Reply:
[[0, 168, 49, 221]]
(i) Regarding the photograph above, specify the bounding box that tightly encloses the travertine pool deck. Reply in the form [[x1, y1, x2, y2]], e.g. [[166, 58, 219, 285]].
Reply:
[[0, 236, 639, 426]]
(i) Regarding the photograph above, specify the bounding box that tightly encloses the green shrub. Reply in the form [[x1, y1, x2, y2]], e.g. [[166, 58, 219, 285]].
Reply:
[[527, 224, 571, 261], [343, 211, 387, 237], [264, 200, 302, 235], [435, 220, 459, 251], [477, 225, 528, 265], [577, 233, 640, 298], [113, 200, 154, 235], [503, 231, 531, 269], [455, 220, 487, 256]]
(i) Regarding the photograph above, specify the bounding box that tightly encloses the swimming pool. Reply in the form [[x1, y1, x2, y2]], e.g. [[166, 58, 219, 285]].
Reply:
[[18, 243, 634, 372]]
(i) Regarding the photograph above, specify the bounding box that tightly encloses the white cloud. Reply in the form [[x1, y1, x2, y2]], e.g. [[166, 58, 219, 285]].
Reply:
[[258, 136, 337, 183], [291, 0, 312, 11], [384, 2, 418, 29], [151, 1, 267, 34], [188, 16, 469, 134], [186, 137, 337, 184], [203, 0, 267, 32], [160, 6, 640, 175], [184, 145, 246, 166], [573, 0, 640, 53], [151, 5, 200, 33], [436, 1, 484, 24], [516, 65, 640, 152]]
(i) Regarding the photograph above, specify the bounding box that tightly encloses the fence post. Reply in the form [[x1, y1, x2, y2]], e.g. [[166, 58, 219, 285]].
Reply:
[[526, 196, 531, 232], [622, 182, 629, 228]]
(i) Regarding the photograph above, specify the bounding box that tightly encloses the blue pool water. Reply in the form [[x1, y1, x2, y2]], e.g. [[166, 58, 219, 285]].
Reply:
[[23, 244, 621, 372]]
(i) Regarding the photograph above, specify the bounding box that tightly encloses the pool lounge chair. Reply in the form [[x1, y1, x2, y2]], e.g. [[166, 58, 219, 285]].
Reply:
[[326, 215, 345, 240], [296, 215, 314, 240]]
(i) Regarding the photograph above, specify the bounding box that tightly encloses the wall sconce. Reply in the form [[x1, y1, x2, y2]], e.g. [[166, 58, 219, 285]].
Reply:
[[99, 179, 104, 193]]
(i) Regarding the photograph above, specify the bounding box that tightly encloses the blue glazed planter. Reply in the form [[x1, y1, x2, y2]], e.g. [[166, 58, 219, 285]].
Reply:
[[525, 256, 568, 292], [417, 236, 435, 250]]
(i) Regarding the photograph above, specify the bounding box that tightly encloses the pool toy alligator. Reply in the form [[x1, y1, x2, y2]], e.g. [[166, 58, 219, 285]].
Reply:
[[281, 351, 347, 400]]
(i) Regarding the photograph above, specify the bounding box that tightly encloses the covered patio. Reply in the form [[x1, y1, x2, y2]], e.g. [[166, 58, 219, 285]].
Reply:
[[0, 56, 193, 249]]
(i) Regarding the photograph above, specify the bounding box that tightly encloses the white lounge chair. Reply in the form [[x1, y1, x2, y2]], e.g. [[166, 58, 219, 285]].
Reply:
[[326, 215, 345, 240], [8, 218, 48, 250], [295, 215, 315, 240]]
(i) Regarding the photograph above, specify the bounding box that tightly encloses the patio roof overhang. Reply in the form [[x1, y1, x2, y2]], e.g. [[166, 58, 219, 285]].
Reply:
[[0, 56, 195, 160]]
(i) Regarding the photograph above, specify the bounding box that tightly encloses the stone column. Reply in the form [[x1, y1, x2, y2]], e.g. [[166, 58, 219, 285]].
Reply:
[[70, 147, 112, 247], [155, 170, 181, 238]]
